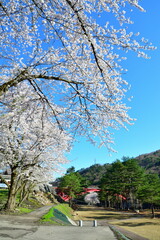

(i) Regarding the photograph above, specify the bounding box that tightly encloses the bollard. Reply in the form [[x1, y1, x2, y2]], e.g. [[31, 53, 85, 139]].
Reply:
[[93, 220, 97, 227], [79, 220, 83, 227]]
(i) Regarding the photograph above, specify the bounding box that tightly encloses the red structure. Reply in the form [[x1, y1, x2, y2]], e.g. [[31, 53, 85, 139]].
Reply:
[[55, 187, 126, 202], [57, 190, 71, 201], [55, 187, 101, 202]]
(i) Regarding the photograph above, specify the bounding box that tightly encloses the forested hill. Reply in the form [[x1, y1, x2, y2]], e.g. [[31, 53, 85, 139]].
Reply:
[[135, 149, 160, 174], [78, 163, 110, 186], [78, 149, 160, 185]]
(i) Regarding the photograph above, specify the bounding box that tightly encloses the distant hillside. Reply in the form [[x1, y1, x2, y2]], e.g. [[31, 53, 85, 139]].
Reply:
[[78, 163, 110, 185], [78, 149, 160, 185], [135, 149, 160, 174]]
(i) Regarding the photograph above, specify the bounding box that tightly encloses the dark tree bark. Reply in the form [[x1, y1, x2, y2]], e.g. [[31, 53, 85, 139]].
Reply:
[[5, 167, 18, 211]]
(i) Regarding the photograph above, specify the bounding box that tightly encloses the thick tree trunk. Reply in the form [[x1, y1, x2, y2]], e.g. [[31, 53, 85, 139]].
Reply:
[[5, 168, 18, 211], [5, 188, 16, 211], [18, 182, 33, 207]]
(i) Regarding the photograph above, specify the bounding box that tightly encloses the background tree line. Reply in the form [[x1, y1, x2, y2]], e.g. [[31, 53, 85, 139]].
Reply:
[[100, 158, 160, 218], [58, 156, 160, 217]]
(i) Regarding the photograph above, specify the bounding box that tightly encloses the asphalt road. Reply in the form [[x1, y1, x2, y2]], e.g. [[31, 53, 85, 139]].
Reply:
[[0, 220, 117, 240], [0, 205, 150, 240], [0, 209, 117, 240], [0, 224, 117, 240]]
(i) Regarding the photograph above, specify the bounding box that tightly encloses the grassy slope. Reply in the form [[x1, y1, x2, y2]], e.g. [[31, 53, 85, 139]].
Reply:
[[41, 204, 73, 225], [0, 189, 43, 213], [0, 190, 73, 226]]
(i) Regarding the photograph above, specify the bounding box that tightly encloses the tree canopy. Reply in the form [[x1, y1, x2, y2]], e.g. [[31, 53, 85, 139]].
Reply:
[[0, 0, 155, 211], [137, 173, 160, 217], [58, 172, 84, 206], [100, 158, 145, 209], [0, 83, 70, 210], [0, 0, 154, 149]]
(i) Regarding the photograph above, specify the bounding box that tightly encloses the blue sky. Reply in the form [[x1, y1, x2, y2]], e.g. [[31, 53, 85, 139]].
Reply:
[[63, 1, 160, 173]]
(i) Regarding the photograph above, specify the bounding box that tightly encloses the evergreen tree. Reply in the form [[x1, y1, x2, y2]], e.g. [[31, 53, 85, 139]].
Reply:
[[59, 172, 84, 207], [123, 159, 145, 209], [100, 158, 145, 209], [137, 173, 160, 218], [100, 160, 126, 209]]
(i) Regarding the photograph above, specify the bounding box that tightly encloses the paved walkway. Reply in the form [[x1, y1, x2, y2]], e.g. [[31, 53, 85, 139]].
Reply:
[[0, 220, 117, 240], [0, 206, 150, 240], [1, 225, 117, 240], [0, 206, 117, 240]]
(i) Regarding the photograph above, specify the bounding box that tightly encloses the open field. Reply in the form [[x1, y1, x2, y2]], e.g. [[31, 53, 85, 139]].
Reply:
[[111, 218, 160, 240], [73, 206, 160, 240], [73, 205, 139, 221]]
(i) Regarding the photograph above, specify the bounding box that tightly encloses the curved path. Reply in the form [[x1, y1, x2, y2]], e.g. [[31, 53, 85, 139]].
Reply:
[[0, 206, 117, 240]]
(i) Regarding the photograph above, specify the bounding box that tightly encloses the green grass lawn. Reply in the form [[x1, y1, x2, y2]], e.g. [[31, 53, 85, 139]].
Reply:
[[0, 189, 8, 208], [17, 207, 33, 213]]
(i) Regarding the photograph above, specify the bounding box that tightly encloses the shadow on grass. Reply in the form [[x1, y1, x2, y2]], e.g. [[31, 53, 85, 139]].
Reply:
[[84, 214, 137, 220], [116, 221, 160, 227], [77, 211, 138, 220], [77, 206, 160, 223], [78, 207, 105, 211]]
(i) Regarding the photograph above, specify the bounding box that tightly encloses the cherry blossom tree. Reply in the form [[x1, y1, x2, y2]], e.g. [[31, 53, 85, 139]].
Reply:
[[0, 83, 71, 210], [84, 192, 100, 205], [0, 0, 155, 149]]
